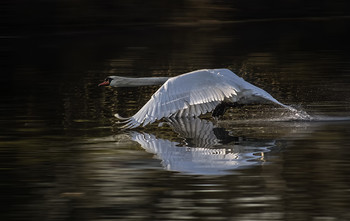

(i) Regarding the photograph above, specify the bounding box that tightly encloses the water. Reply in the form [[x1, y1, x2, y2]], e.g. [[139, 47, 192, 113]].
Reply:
[[2, 5, 350, 220]]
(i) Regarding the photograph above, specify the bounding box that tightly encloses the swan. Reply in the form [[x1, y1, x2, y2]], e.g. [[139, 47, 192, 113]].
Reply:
[[99, 68, 296, 128]]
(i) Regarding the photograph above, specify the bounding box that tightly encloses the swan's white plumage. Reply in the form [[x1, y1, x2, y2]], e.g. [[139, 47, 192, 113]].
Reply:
[[120, 69, 289, 129]]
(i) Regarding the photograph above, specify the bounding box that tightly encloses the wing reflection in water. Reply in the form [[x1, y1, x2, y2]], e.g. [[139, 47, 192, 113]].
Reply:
[[129, 118, 276, 175]]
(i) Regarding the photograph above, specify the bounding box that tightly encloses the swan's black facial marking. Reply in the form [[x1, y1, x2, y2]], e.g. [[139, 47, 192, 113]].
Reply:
[[105, 77, 113, 83], [98, 77, 113, 87]]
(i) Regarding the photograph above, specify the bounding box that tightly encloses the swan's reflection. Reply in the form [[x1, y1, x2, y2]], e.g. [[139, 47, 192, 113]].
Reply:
[[129, 118, 276, 175]]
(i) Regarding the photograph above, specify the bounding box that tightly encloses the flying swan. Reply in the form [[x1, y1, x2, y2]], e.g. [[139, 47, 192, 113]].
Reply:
[[99, 68, 298, 128]]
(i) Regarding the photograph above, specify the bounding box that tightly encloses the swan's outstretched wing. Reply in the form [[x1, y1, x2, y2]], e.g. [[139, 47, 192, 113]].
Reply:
[[121, 69, 237, 128], [120, 69, 288, 128]]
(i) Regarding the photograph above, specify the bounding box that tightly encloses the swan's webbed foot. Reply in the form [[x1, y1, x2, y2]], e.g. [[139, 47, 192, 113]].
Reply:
[[212, 102, 228, 118], [212, 102, 244, 118]]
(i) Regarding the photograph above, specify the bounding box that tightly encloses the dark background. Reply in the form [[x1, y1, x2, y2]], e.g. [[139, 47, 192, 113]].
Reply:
[[2, 1, 350, 221], [4, 0, 350, 36]]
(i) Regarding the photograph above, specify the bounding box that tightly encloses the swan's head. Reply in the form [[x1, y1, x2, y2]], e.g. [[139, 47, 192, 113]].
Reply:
[[98, 76, 120, 87]]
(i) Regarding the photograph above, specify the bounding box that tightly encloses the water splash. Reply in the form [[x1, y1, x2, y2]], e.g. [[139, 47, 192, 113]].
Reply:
[[283, 105, 314, 121], [273, 105, 350, 122]]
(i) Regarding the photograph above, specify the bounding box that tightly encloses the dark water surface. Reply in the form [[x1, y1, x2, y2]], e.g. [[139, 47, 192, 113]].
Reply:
[[2, 15, 350, 221]]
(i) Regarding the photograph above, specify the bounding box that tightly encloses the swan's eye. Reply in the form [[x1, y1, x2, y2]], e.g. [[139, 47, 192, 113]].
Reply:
[[105, 78, 112, 83]]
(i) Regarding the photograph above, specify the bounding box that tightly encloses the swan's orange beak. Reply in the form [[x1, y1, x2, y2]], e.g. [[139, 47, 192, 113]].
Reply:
[[98, 81, 110, 87]]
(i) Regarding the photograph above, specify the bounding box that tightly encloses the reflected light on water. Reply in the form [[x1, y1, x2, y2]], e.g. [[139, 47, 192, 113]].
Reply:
[[129, 118, 274, 175], [2, 3, 350, 219]]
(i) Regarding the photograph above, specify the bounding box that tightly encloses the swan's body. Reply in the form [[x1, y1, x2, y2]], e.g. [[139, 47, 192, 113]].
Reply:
[[99, 69, 293, 128]]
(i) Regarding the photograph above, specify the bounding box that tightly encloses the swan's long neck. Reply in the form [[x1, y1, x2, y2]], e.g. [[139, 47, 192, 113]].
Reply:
[[113, 76, 170, 87]]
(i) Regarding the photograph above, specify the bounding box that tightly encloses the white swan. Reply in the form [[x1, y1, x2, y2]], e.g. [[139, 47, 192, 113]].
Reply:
[[99, 68, 295, 128]]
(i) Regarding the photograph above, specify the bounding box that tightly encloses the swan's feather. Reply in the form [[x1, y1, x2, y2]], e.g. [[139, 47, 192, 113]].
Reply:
[[119, 69, 288, 129]]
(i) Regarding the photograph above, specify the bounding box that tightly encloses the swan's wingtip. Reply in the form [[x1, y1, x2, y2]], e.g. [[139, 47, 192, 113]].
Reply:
[[121, 119, 141, 129], [113, 115, 142, 129], [114, 113, 130, 120]]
